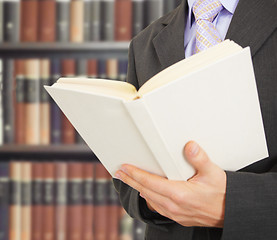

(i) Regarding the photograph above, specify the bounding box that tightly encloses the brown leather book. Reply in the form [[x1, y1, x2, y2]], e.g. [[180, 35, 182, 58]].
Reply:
[[9, 162, 21, 240], [87, 60, 98, 78], [83, 162, 94, 240], [21, 162, 32, 240], [42, 162, 55, 240], [115, 0, 132, 41], [61, 59, 76, 144], [94, 163, 109, 240], [31, 162, 43, 240], [38, 0, 56, 41], [106, 59, 118, 80], [55, 162, 68, 240], [14, 60, 25, 144], [67, 162, 83, 240], [24, 59, 40, 144], [39, 59, 51, 144], [20, 0, 38, 41], [70, 0, 84, 42]]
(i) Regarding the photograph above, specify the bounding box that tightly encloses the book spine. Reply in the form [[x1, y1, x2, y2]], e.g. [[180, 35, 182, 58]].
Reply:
[[119, 208, 133, 240], [94, 163, 109, 240], [90, 0, 101, 41], [42, 162, 55, 240], [145, 0, 163, 26], [39, 59, 51, 144], [67, 162, 83, 240], [3, 0, 20, 42], [2, 59, 14, 143], [108, 176, 120, 240], [20, 0, 38, 42], [50, 59, 62, 144], [14, 60, 25, 144], [82, 162, 94, 240], [132, 0, 144, 37], [55, 162, 67, 240], [132, 219, 146, 240], [61, 59, 76, 144], [83, 0, 91, 41], [31, 162, 43, 240], [163, 0, 175, 14], [87, 59, 98, 78], [9, 162, 21, 240], [115, 0, 132, 41], [97, 59, 106, 78], [38, 0, 56, 42], [106, 59, 118, 80], [101, 0, 115, 41], [56, 0, 70, 42], [70, 0, 84, 42], [21, 162, 32, 240], [24, 59, 40, 145], [0, 162, 9, 240], [118, 59, 128, 81], [0, 1, 3, 42]]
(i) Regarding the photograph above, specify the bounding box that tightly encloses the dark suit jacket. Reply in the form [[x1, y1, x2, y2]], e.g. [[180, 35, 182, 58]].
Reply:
[[113, 0, 277, 239]]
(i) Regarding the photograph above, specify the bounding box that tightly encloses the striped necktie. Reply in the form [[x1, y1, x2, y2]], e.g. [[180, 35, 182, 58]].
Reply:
[[193, 0, 223, 53]]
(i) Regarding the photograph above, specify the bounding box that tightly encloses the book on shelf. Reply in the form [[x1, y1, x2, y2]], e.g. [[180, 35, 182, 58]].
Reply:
[[0, 162, 9, 240], [115, 0, 132, 41], [90, 0, 101, 41], [45, 40, 268, 181], [145, 0, 163, 26], [70, 0, 84, 42], [56, 0, 70, 42], [132, 0, 144, 37], [101, 0, 115, 41]]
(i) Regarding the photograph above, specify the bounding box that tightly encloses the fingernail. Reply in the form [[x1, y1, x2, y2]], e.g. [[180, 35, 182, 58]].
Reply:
[[189, 142, 199, 156]]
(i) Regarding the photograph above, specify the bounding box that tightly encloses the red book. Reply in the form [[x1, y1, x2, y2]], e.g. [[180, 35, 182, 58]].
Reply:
[[38, 0, 56, 41], [31, 162, 43, 240], [67, 162, 83, 240], [42, 162, 55, 240], [61, 59, 76, 144], [83, 162, 94, 240], [87, 60, 98, 78], [115, 0, 132, 41], [94, 163, 109, 240], [20, 0, 38, 41]]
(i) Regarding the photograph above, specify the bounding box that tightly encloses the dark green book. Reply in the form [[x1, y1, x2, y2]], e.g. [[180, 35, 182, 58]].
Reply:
[[3, 0, 19, 42], [56, 0, 70, 42], [132, 0, 144, 37]]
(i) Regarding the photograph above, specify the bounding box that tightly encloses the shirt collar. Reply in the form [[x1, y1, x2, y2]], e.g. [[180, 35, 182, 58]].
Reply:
[[187, 0, 239, 27]]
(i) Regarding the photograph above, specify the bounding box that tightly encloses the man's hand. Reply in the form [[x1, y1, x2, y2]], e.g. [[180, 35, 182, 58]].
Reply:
[[115, 141, 227, 228]]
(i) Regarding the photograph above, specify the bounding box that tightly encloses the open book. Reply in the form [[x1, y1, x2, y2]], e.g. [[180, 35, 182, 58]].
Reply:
[[45, 40, 268, 181]]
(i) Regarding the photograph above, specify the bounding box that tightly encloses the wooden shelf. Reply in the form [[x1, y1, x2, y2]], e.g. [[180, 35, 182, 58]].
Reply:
[[0, 42, 129, 59], [0, 144, 98, 160]]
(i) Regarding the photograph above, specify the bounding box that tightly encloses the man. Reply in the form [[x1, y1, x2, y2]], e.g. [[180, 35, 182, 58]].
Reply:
[[113, 0, 277, 239]]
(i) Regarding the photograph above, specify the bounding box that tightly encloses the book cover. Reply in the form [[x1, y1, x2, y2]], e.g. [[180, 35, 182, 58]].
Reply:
[[94, 163, 109, 240], [20, 0, 38, 42], [106, 59, 118, 80], [56, 0, 70, 42], [2, 59, 14, 143], [97, 59, 106, 78], [90, 0, 101, 41], [61, 59, 76, 144], [20, 162, 32, 240], [132, 0, 144, 37], [87, 59, 98, 78], [144, 0, 163, 26], [39, 59, 51, 144], [82, 162, 94, 240], [31, 162, 43, 240], [50, 59, 62, 144], [24, 59, 40, 145], [67, 162, 83, 240], [9, 162, 21, 240], [3, 0, 20, 42], [45, 41, 269, 181], [0, 162, 9, 240], [38, 0, 56, 41], [118, 60, 128, 81], [101, 0, 114, 41], [55, 162, 67, 240], [14, 60, 25, 144], [83, 0, 91, 41], [115, 0, 132, 41], [70, 0, 84, 42], [42, 162, 55, 240]]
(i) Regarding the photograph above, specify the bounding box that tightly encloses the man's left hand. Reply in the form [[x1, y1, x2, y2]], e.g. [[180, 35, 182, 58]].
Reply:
[[115, 141, 226, 228]]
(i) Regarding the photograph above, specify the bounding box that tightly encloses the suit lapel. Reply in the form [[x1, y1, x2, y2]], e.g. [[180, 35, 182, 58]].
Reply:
[[153, 0, 188, 69], [226, 0, 277, 57]]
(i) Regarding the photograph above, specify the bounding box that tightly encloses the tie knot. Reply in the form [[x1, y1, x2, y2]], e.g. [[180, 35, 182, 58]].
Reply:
[[193, 0, 223, 22]]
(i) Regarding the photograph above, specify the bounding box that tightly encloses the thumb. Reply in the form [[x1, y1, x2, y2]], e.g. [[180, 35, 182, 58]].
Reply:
[[183, 141, 214, 176]]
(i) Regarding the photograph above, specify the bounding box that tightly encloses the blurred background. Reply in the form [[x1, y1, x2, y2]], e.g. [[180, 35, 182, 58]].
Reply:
[[0, 0, 182, 240]]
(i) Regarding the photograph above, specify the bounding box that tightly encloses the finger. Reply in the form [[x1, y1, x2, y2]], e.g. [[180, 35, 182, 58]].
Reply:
[[183, 141, 215, 176]]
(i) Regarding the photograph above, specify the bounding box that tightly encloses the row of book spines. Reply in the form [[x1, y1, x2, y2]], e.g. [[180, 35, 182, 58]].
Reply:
[[0, 0, 181, 43], [0, 161, 143, 240], [2, 58, 128, 145]]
